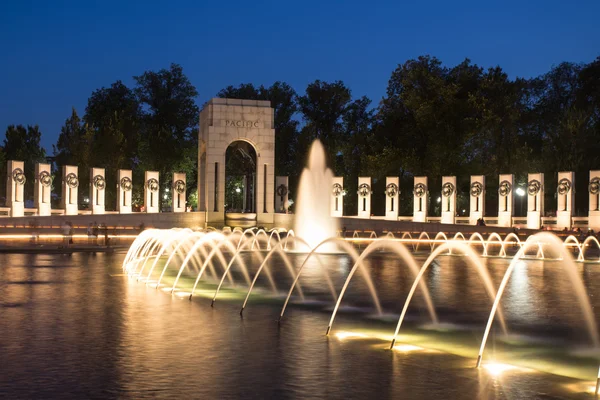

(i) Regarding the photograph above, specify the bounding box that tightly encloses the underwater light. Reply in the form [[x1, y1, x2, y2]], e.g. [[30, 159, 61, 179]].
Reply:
[[335, 331, 368, 340], [483, 363, 516, 376], [392, 344, 424, 352]]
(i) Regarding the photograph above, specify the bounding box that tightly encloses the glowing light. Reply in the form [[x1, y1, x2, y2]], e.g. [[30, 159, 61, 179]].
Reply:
[[436, 197, 441, 203], [392, 344, 424, 352], [516, 188, 525, 197], [335, 331, 368, 340], [235, 187, 241, 193], [483, 363, 516, 376]]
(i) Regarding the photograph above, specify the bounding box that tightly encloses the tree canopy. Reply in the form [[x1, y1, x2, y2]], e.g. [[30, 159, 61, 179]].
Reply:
[[3, 55, 599, 214]]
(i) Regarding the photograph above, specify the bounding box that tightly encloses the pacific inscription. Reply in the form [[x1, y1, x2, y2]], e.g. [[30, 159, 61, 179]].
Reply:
[[225, 120, 260, 128]]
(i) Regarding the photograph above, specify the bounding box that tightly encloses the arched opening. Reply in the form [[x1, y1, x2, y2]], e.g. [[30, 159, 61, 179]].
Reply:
[[225, 140, 257, 227]]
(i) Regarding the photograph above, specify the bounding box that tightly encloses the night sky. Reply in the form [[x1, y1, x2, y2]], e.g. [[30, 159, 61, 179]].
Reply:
[[1, 0, 598, 152]]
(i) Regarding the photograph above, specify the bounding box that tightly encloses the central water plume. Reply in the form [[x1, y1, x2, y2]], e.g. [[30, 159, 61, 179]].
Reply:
[[294, 140, 338, 251]]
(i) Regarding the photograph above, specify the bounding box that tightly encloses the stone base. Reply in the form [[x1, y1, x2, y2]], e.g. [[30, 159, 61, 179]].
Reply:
[[470, 212, 483, 225], [10, 203, 24, 217], [441, 212, 454, 224], [65, 204, 78, 216], [385, 211, 398, 221], [498, 212, 512, 228], [413, 212, 427, 223], [92, 205, 105, 215], [589, 212, 600, 231], [37, 203, 51, 217], [527, 211, 541, 229], [556, 211, 572, 230]]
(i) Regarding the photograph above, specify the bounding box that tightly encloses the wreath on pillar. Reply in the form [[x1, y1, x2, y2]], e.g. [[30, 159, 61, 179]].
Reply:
[[557, 178, 571, 195], [589, 177, 600, 195], [442, 182, 455, 197], [93, 175, 106, 190], [357, 183, 372, 197], [120, 177, 132, 192], [174, 179, 186, 194], [147, 178, 159, 193], [385, 183, 399, 197], [498, 180, 512, 197], [527, 179, 542, 196], [470, 182, 483, 197], [276, 184, 288, 197], [12, 168, 26, 185], [413, 183, 427, 198], [332, 183, 343, 197], [66, 173, 79, 189], [39, 171, 52, 187]]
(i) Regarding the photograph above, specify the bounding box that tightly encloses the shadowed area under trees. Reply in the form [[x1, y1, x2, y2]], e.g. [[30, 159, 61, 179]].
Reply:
[[2, 56, 599, 216]]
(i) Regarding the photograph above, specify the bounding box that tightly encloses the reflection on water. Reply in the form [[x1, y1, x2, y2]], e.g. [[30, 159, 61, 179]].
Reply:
[[0, 250, 598, 399]]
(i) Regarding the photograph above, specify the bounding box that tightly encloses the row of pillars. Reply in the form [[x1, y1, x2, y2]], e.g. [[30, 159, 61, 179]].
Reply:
[[6, 161, 187, 216], [324, 171, 600, 230]]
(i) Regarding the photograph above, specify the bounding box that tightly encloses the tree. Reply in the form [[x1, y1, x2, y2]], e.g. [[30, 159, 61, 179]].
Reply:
[[53, 108, 94, 206], [297, 80, 352, 172], [134, 63, 199, 209], [339, 96, 375, 214], [84, 80, 141, 208]]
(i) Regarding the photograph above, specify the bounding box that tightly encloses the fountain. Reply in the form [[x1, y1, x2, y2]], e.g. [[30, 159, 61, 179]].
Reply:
[[294, 140, 338, 251], [120, 140, 600, 396]]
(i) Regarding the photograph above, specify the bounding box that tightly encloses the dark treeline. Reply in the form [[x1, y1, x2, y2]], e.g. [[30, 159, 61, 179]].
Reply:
[[2, 55, 600, 215]]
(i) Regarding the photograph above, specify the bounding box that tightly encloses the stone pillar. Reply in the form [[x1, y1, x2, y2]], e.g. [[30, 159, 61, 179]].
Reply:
[[34, 163, 52, 216], [385, 177, 400, 221], [441, 176, 456, 224], [413, 176, 428, 223], [497, 174, 514, 227], [526, 173, 544, 229], [117, 169, 132, 214], [469, 175, 486, 225], [90, 167, 106, 215], [172, 172, 186, 213], [589, 171, 600, 230], [275, 176, 289, 213], [357, 177, 372, 218], [144, 171, 160, 213], [556, 171, 574, 230], [331, 177, 344, 218], [61, 165, 79, 216], [7, 160, 26, 217]]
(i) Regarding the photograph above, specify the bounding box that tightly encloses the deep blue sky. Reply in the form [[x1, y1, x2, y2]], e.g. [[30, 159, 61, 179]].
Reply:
[[1, 0, 598, 153]]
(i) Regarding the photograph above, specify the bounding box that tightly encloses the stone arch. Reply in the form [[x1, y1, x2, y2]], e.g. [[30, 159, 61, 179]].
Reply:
[[198, 98, 275, 226]]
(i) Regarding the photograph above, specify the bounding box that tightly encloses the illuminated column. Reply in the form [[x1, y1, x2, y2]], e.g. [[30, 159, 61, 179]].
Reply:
[[117, 169, 132, 214], [90, 167, 106, 215], [357, 177, 372, 218], [441, 176, 456, 224], [413, 176, 428, 223], [61, 165, 79, 216], [34, 163, 52, 216], [497, 174, 514, 227], [526, 173, 544, 229], [556, 171, 574, 229], [589, 171, 600, 230], [275, 176, 289, 213], [331, 177, 344, 218], [385, 177, 399, 221], [469, 175, 485, 225], [172, 172, 186, 213], [7, 160, 26, 217], [144, 171, 160, 213]]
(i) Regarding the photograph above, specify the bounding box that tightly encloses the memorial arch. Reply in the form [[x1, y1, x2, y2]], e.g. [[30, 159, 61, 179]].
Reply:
[[198, 98, 275, 226]]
